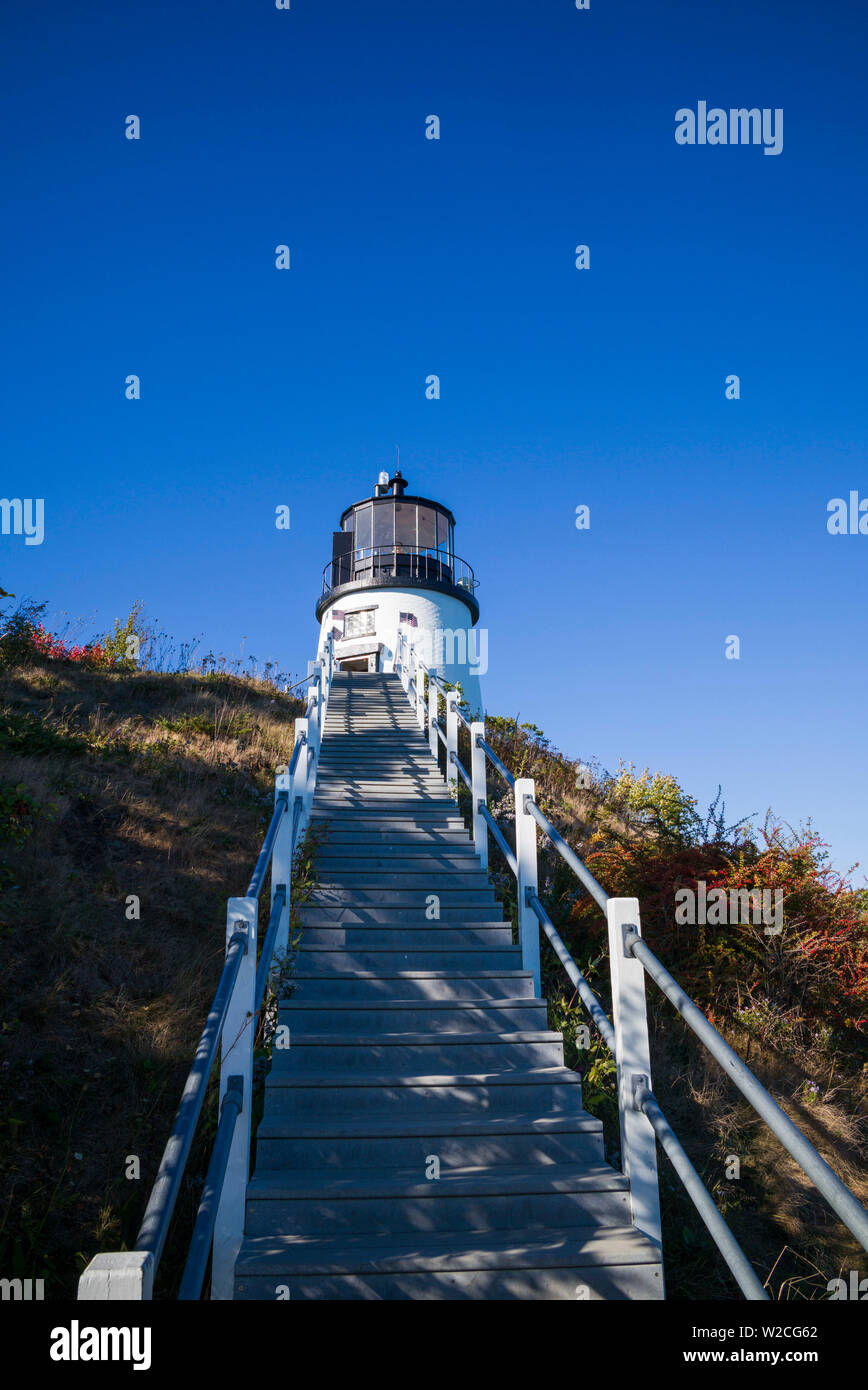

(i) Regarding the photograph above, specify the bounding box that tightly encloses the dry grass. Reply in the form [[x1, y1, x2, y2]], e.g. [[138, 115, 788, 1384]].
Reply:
[[628, 1006, 866, 1299], [0, 658, 304, 1297]]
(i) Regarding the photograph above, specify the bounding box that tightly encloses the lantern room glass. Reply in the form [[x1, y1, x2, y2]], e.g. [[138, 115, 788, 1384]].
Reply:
[[343, 498, 454, 584]]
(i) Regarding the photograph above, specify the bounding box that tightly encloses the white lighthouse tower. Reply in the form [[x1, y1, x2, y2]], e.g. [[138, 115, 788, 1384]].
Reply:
[[315, 470, 484, 713]]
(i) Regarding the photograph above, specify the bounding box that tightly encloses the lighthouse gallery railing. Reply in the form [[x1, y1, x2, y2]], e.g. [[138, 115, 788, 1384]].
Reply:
[[395, 628, 868, 1302], [320, 545, 477, 599]]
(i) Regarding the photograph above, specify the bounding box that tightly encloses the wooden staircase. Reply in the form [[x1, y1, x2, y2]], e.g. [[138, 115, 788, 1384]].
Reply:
[[234, 670, 663, 1299]]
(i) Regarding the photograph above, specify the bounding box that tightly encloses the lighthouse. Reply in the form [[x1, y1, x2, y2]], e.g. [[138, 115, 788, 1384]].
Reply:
[[315, 470, 484, 713]]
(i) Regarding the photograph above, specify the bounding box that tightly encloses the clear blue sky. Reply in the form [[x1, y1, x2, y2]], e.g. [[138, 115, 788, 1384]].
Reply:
[[2, 0, 866, 879]]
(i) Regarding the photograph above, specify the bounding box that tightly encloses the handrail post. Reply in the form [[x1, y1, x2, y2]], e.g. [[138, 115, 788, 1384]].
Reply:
[[605, 898, 662, 1247], [307, 662, 321, 766], [294, 718, 310, 838], [320, 634, 332, 716], [428, 674, 439, 758], [415, 654, 426, 731], [470, 721, 488, 871], [272, 768, 291, 966], [317, 656, 328, 731], [445, 690, 459, 796], [78, 1251, 154, 1300], [211, 896, 257, 1300], [399, 631, 410, 693], [515, 780, 541, 994], [316, 658, 326, 725]]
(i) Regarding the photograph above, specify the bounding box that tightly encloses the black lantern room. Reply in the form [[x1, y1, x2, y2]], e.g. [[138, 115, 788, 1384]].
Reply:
[[316, 471, 479, 623]]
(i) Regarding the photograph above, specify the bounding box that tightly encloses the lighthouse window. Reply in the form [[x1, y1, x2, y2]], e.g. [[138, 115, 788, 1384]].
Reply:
[[395, 501, 414, 547], [353, 503, 372, 553], [344, 608, 376, 639], [416, 506, 436, 552], [372, 500, 394, 551]]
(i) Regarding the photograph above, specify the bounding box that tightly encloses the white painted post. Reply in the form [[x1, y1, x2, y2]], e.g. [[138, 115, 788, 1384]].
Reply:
[[294, 717, 310, 839], [321, 636, 332, 715], [445, 690, 459, 796], [399, 632, 410, 693], [415, 657, 426, 731], [211, 896, 257, 1300], [428, 676, 439, 758], [316, 667, 324, 735], [307, 663, 321, 767], [605, 897, 662, 1246], [272, 768, 291, 965], [470, 720, 488, 871], [514, 778, 541, 994], [317, 658, 327, 728], [78, 1251, 154, 1300], [308, 681, 322, 825]]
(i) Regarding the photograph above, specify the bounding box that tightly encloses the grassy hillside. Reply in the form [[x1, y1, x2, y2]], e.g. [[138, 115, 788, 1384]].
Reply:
[[0, 631, 304, 1297], [2, 602, 865, 1300]]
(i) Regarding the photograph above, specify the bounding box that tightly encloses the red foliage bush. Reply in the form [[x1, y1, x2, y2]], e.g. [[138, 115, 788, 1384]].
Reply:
[[574, 825, 867, 1035], [0, 601, 114, 670], [29, 624, 111, 667]]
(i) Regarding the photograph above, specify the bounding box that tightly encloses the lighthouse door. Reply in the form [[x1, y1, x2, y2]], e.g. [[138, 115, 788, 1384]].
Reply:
[[338, 648, 382, 673]]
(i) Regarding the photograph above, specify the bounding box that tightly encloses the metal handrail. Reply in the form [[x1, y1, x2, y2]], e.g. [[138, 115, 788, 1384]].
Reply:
[[636, 1084, 768, 1300], [391, 639, 868, 1298], [85, 636, 328, 1295], [288, 731, 306, 777], [254, 885, 287, 1012], [476, 735, 516, 789], [525, 797, 609, 914], [625, 929, 868, 1252], [449, 749, 472, 790], [444, 707, 868, 1280], [527, 892, 615, 1051], [282, 672, 318, 695], [177, 1077, 244, 1301], [397, 636, 474, 736], [134, 927, 248, 1270], [400, 643, 449, 697], [525, 889, 767, 1299], [479, 803, 517, 877], [245, 793, 288, 899], [454, 702, 471, 730], [79, 635, 335, 1301]]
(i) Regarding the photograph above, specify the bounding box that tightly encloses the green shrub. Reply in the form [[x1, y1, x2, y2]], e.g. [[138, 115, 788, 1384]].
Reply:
[[0, 783, 42, 846], [0, 600, 49, 667], [101, 601, 146, 669]]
